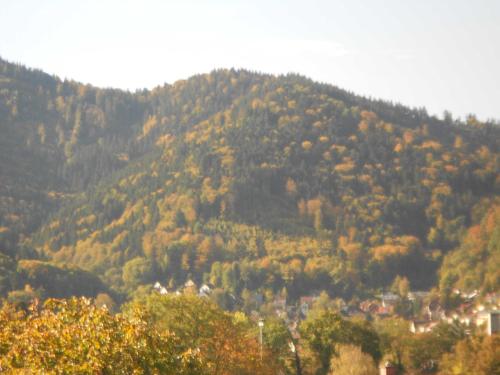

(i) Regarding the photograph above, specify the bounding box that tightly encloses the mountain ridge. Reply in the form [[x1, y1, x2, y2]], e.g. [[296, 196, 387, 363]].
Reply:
[[0, 56, 498, 305]]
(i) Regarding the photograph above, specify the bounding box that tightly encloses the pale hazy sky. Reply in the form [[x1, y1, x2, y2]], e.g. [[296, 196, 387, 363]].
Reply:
[[1, 0, 499, 120]]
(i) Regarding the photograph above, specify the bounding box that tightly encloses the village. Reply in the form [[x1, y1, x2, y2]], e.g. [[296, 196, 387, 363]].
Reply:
[[153, 280, 500, 339]]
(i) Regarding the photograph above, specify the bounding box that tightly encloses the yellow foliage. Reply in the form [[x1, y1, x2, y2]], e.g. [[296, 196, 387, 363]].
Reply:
[[335, 162, 355, 173], [477, 146, 491, 160], [302, 140, 313, 150], [433, 183, 452, 197], [313, 121, 324, 129], [358, 121, 370, 133], [48, 220, 60, 231], [422, 167, 439, 179], [307, 198, 322, 216], [360, 110, 378, 123], [216, 145, 235, 169], [156, 134, 174, 147], [111, 231, 127, 250], [357, 174, 372, 184], [76, 215, 96, 227], [403, 130, 414, 144], [184, 131, 198, 143], [384, 123, 394, 133], [421, 140, 442, 151], [371, 244, 409, 261], [444, 165, 458, 174], [251, 98, 264, 110], [454, 136, 464, 149], [278, 116, 291, 127], [342, 243, 362, 258], [201, 177, 218, 204], [76, 228, 89, 237], [142, 232, 155, 258], [288, 258, 304, 273], [142, 115, 158, 137], [298, 199, 307, 216], [143, 208, 152, 227], [330, 144, 347, 154]]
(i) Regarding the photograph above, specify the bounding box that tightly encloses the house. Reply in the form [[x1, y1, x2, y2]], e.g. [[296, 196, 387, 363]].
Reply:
[[360, 300, 380, 314], [153, 281, 168, 295], [459, 315, 473, 326], [462, 290, 478, 301], [198, 283, 213, 297], [299, 296, 317, 317], [300, 295, 317, 306], [275, 308, 288, 320], [376, 305, 393, 316], [458, 300, 475, 315], [273, 297, 287, 311], [426, 300, 444, 321], [183, 279, 197, 294], [476, 310, 500, 335], [341, 305, 364, 317], [410, 320, 438, 333], [379, 361, 397, 375], [484, 292, 500, 306], [380, 292, 400, 308], [408, 291, 430, 302]]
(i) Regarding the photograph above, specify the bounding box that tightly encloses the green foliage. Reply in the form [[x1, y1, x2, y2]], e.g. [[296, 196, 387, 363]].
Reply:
[[438, 334, 500, 375], [439, 201, 500, 298], [0, 297, 203, 374], [299, 310, 381, 374], [0, 56, 498, 302], [375, 318, 467, 374], [1, 53, 498, 375], [122, 257, 154, 290], [260, 317, 297, 373], [125, 293, 280, 374], [328, 344, 378, 375], [16, 259, 108, 299], [0, 253, 16, 296]]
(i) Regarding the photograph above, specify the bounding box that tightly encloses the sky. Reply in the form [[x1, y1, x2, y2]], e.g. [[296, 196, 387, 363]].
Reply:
[[1, 0, 499, 120]]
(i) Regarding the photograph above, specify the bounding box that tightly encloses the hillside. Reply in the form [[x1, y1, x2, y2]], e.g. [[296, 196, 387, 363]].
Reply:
[[0, 57, 498, 302]]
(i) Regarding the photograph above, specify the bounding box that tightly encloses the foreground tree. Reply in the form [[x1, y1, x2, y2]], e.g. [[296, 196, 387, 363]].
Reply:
[[0, 297, 202, 374], [329, 344, 378, 375], [125, 293, 280, 375], [299, 310, 381, 375], [438, 335, 500, 375]]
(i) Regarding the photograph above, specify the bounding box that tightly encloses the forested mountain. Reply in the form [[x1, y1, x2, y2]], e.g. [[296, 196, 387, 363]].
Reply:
[[0, 56, 498, 304]]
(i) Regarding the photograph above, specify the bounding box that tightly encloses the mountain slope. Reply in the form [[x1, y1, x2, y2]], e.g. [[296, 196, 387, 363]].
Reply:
[[439, 199, 500, 296], [1, 57, 499, 301]]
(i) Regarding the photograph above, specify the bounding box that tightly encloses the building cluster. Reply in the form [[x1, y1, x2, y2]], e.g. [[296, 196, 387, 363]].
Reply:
[[153, 281, 500, 337], [406, 290, 500, 335], [153, 279, 214, 297]]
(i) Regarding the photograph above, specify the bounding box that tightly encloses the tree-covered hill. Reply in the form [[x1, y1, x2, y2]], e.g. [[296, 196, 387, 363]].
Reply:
[[0, 57, 498, 302]]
